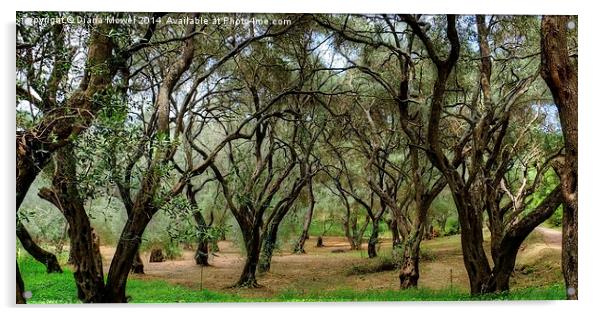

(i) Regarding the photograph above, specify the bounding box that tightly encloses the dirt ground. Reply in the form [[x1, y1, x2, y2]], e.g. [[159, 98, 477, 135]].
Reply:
[[99, 228, 562, 298]]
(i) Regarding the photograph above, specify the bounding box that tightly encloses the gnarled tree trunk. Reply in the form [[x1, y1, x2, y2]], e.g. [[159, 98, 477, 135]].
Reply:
[[236, 221, 262, 287], [294, 178, 315, 254], [398, 203, 430, 289], [258, 205, 290, 273], [455, 197, 492, 294], [399, 244, 420, 289], [15, 21, 117, 303], [187, 184, 211, 266], [388, 219, 401, 249], [16, 261, 25, 304], [482, 187, 563, 292], [540, 15, 578, 300], [38, 145, 105, 302], [103, 209, 154, 302], [193, 211, 210, 266], [131, 252, 145, 274], [258, 225, 278, 273], [367, 219, 380, 258], [16, 220, 62, 273]]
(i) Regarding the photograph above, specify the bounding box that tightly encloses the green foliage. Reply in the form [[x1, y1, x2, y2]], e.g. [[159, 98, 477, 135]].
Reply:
[[345, 256, 397, 276], [420, 247, 437, 262], [445, 217, 460, 236], [162, 241, 183, 260], [546, 206, 563, 227]]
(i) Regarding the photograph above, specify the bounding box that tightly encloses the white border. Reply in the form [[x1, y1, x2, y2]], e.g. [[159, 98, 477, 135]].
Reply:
[[2, 1, 599, 316]]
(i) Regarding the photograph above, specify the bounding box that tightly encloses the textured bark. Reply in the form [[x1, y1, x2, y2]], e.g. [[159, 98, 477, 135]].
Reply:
[[388, 219, 401, 248], [540, 15, 578, 300], [367, 219, 380, 258], [399, 251, 420, 289], [103, 210, 154, 302], [235, 222, 262, 287], [453, 191, 493, 294], [16, 220, 62, 273], [316, 236, 324, 247], [482, 187, 563, 292], [131, 252, 145, 274], [258, 180, 306, 272], [258, 204, 291, 273], [38, 145, 105, 302], [193, 206, 210, 266], [194, 238, 210, 266], [188, 187, 210, 266], [398, 204, 430, 288], [561, 200, 578, 299], [294, 178, 315, 254], [15, 22, 117, 303], [16, 261, 26, 304], [258, 224, 278, 273]]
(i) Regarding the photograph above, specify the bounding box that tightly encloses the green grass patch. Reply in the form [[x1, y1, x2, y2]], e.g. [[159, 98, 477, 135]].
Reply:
[[277, 285, 565, 301]]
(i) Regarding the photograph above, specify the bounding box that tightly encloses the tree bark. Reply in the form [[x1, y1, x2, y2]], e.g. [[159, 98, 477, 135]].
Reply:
[[259, 201, 296, 272], [16, 261, 26, 304], [194, 237, 210, 266], [389, 219, 401, 248], [119, 190, 146, 275], [131, 252, 145, 274], [455, 196, 492, 294], [15, 22, 117, 303], [540, 15, 578, 300], [235, 222, 262, 287], [37, 145, 105, 302], [316, 236, 324, 247], [186, 184, 211, 266], [103, 210, 154, 302], [398, 204, 429, 289], [399, 246, 420, 289], [482, 187, 563, 292], [258, 224, 278, 273], [193, 211, 210, 266], [367, 219, 380, 258], [294, 178, 315, 254], [16, 220, 62, 273]]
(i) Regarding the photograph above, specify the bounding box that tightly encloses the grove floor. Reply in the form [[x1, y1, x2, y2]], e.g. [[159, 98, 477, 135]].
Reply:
[[99, 227, 563, 299]]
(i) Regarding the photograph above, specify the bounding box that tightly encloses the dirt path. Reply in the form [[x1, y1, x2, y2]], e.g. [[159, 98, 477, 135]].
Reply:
[[534, 227, 562, 248]]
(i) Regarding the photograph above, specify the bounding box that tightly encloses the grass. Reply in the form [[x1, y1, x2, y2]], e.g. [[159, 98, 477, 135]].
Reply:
[[18, 255, 565, 304]]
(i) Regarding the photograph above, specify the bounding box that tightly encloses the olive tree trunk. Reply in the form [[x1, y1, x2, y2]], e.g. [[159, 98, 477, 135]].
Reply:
[[294, 178, 315, 254], [540, 15, 578, 300], [16, 220, 62, 273]]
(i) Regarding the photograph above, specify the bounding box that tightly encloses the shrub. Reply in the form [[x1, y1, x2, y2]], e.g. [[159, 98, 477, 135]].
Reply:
[[445, 217, 460, 236], [546, 206, 563, 227], [163, 241, 182, 260], [346, 256, 398, 276], [420, 248, 437, 262]]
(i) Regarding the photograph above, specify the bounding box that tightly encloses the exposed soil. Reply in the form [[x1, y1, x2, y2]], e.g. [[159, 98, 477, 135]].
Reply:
[[98, 229, 562, 299], [534, 227, 562, 248]]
